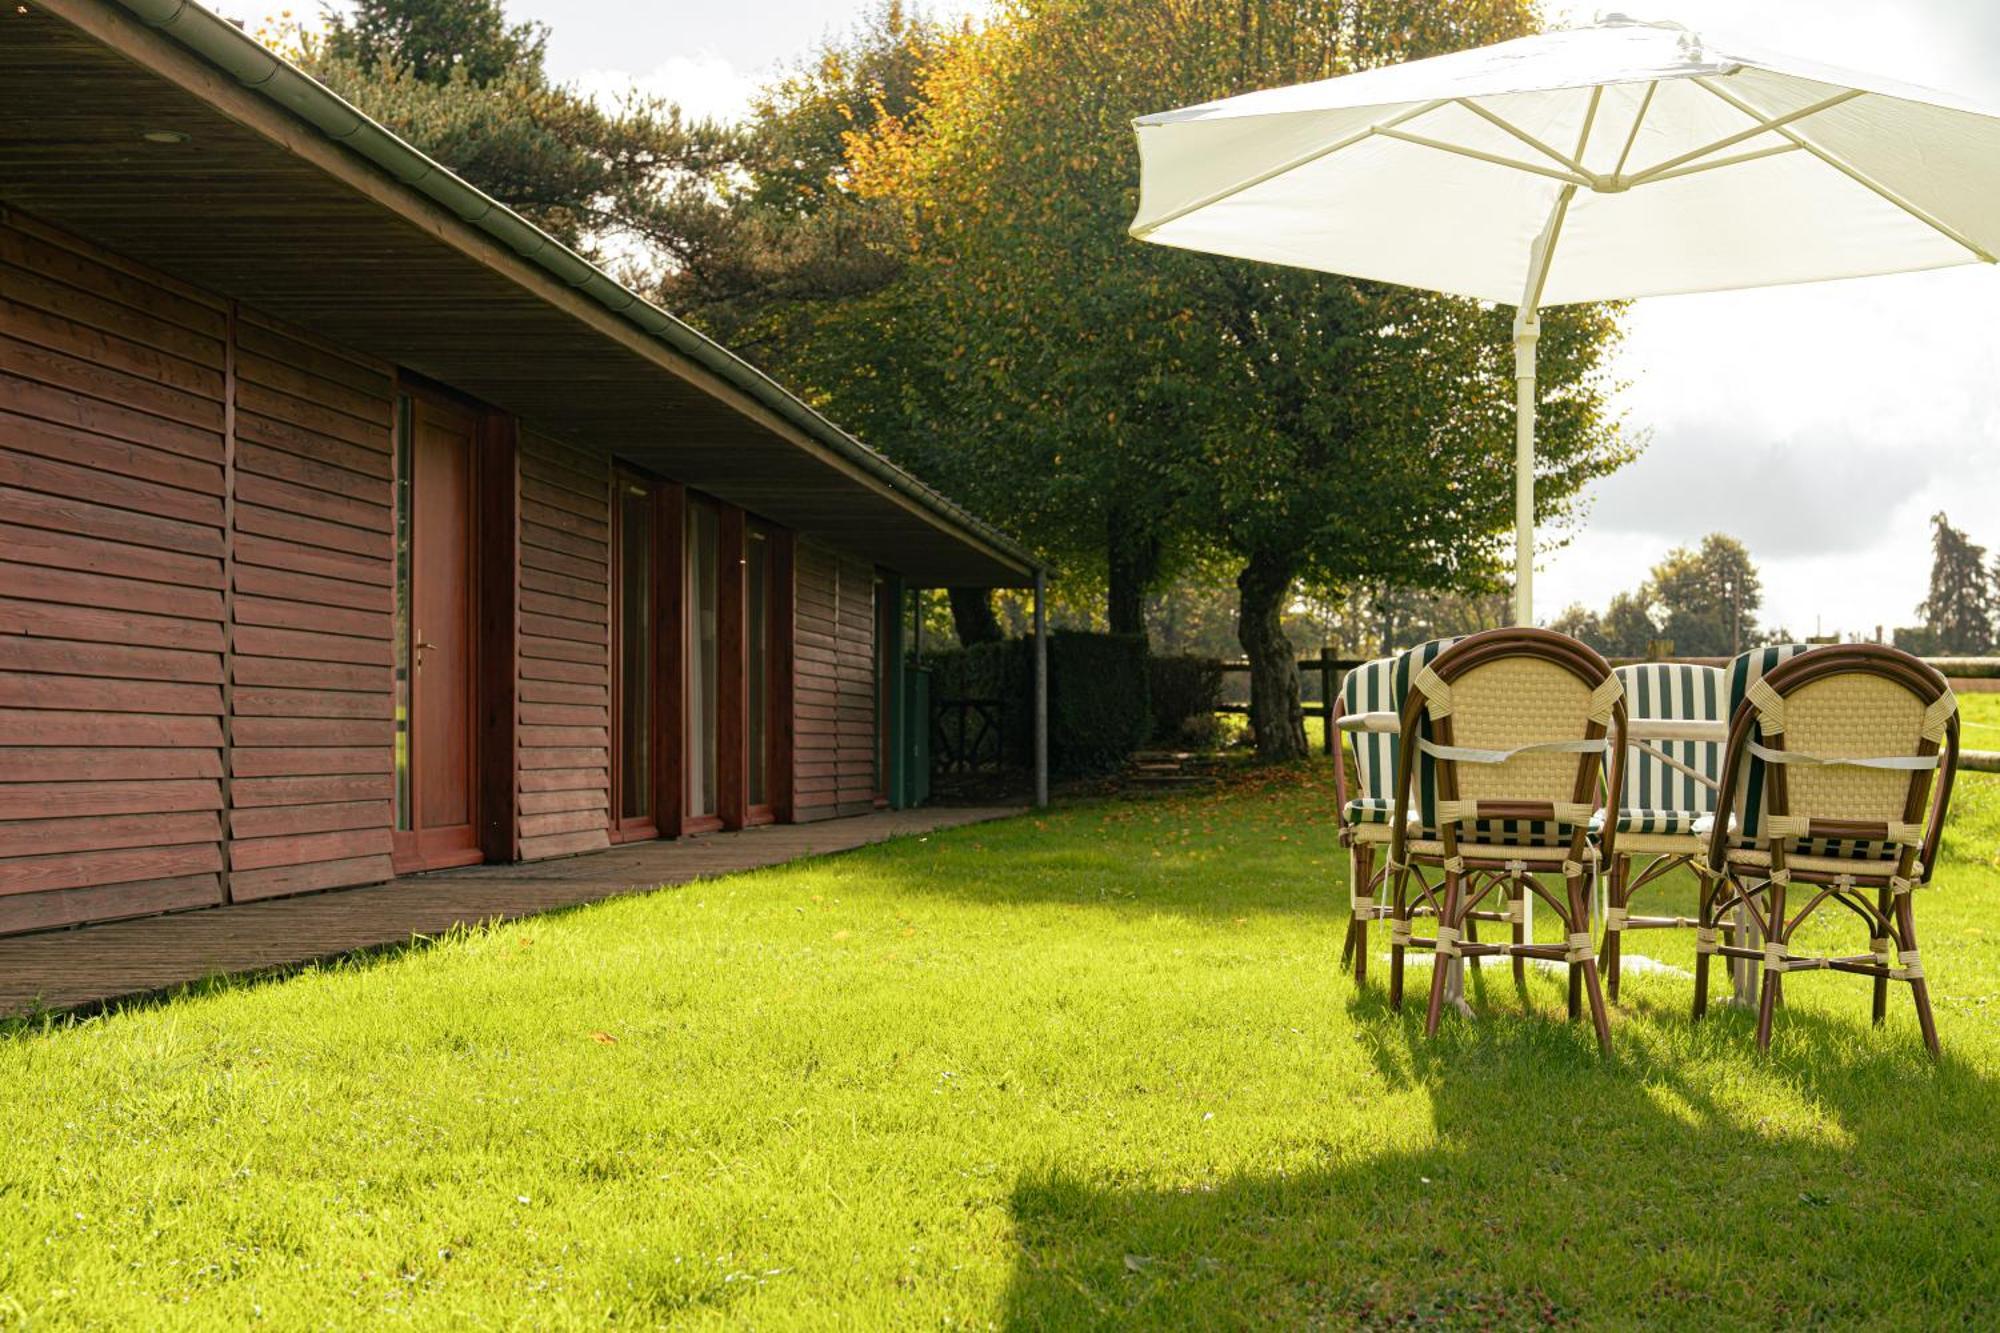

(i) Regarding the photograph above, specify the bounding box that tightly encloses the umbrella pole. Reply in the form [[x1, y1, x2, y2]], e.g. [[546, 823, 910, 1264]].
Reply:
[[1512, 308, 1538, 628], [1510, 184, 1576, 630]]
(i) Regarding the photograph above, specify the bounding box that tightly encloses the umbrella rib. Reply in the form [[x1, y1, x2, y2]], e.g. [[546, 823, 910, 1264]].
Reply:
[[1690, 77, 1996, 263], [1454, 98, 1589, 175], [1373, 128, 1591, 186], [1573, 86, 1604, 164], [1622, 88, 1862, 186], [1612, 81, 1658, 179], [1128, 98, 1451, 238], [1639, 140, 1803, 185]]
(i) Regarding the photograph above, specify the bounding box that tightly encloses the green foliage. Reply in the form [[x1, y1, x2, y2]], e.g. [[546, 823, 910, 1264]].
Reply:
[[1147, 654, 1226, 748], [294, 0, 747, 263], [1917, 512, 1996, 654], [6, 768, 2000, 1324], [1558, 535, 1768, 657], [761, 0, 1631, 636], [323, 0, 546, 87], [927, 631, 1150, 773], [666, 3, 950, 349], [1047, 631, 1152, 771], [1651, 533, 1761, 657]]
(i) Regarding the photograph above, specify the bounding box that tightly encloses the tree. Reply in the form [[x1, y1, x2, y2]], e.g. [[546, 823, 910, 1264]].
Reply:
[[1600, 591, 1660, 658], [1549, 603, 1606, 651], [824, 0, 1628, 760], [1916, 512, 1995, 654], [1649, 534, 1761, 657], [294, 0, 747, 267]]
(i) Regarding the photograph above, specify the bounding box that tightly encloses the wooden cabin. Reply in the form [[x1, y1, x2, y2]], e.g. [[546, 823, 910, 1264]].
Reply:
[[0, 1, 1042, 934]]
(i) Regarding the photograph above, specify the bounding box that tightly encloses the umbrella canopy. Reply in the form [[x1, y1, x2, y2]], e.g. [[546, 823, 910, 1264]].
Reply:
[[1131, 13, 2000, 622]]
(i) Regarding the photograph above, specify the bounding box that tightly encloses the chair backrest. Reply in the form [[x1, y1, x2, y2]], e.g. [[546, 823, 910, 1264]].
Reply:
[[1393, 628, 1623, 858], [1724, 643, 1816, 842], [1713, 644, 1957, 874], [1338, 655, 1400, 811], [1390, 636, 1463, 831], [1614, 662, 1725, 819]]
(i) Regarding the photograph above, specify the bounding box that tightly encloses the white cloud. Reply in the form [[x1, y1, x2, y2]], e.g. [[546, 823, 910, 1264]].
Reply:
[[572, 51, 766, 125]]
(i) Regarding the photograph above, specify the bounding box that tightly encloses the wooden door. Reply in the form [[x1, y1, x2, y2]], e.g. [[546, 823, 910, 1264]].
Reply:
[[394, 394, 481, 871]]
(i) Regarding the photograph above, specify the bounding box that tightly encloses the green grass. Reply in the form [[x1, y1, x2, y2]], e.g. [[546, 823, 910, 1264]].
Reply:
[[1958, 688, 2000, 749], [4, 766, 2000, 1329]]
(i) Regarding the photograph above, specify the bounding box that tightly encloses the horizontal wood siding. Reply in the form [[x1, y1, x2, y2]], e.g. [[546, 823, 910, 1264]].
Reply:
[[835, 555, 880, 817], [793, 543, 878, 822], [226, 310, 396, 901], [0, 211, 228, 931], [517, 431, 611, 859]]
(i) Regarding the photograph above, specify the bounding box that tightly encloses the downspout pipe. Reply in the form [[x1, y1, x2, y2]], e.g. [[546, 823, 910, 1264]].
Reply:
[[111, 0, 1040, 582]]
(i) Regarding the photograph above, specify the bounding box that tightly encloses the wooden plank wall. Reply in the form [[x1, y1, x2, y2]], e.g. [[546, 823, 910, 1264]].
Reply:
[[834, 555, 881, 816], [793, 542, 879, 821], [225, 311, 396, 901], [0, 211, 230, 931], [516, 431, 612, 860]]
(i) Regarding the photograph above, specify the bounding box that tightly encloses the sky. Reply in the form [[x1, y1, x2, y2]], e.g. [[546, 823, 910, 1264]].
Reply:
[[225, 2, 2000, 639]]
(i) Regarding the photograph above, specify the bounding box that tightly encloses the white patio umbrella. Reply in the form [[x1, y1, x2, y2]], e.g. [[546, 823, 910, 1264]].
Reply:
[[1130, 12, 2000, 623]]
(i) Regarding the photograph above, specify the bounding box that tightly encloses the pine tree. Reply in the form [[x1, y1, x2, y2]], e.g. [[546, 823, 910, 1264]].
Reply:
[[1917, 512, 1995, 654]]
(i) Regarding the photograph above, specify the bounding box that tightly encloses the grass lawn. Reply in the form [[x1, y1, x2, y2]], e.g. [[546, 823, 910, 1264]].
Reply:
[[3, 764, 1999, 1328]]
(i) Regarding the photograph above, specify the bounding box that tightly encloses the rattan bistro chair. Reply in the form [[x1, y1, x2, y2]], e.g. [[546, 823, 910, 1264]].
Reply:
[[1699, 645, 1959, 1056], [1598, 662, 1726, 1002], [1388, 628, 1625, 1052], [1334, 654, 1401, 986]]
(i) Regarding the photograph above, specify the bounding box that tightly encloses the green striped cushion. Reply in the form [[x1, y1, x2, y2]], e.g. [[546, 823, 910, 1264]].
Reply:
[[1392, 637, 1463, 833], [1724, 644, 1815, 845], [1339, 656, 1400, 809], [1615, 809, 1707, 835], [1613, 662, 1724, 836], [1345, 797, 1397, 825]]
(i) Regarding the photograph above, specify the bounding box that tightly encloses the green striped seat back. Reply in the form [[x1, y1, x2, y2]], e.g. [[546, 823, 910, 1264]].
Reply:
[[1391, 637, 1463, 833], [1724, 644, 1815, 844], [1339, 655, 1400, 811], [1614, 662, 1725, 828]]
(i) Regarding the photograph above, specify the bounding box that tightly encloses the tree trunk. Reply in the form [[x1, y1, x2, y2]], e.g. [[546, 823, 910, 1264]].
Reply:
[[948, 587, 1004, 646], [1237, 551, 1307, 762], [1105, 507, 1161, 640]]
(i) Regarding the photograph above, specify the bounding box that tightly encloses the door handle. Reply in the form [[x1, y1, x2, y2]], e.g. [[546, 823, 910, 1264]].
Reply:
[[415, 633, 437, 669]]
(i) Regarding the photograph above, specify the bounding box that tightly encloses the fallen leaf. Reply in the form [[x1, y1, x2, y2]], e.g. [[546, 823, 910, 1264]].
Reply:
[[590, 1031, 617, 1045]]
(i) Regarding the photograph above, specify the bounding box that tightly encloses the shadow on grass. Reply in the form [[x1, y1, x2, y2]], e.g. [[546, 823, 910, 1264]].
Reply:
[[998, 999, 2000, 1329]]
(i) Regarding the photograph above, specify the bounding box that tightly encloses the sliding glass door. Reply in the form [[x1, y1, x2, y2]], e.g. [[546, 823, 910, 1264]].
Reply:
[[610, 471, 658, 842], [685, 496, 721, 831], [746, 524, 775, 820]]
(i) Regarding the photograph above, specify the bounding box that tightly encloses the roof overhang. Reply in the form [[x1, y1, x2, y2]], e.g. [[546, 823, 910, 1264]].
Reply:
[[1, 0, 1038, 587]]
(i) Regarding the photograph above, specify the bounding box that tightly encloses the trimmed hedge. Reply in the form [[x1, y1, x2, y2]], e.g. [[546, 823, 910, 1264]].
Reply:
[[925, 631, 1151, 775], [1147, 655, 1225, 748]]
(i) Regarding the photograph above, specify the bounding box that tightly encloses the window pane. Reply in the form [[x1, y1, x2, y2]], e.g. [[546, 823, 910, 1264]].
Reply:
[[747, 531, 769, 807], [618, 484, 654, 821], [688, 500, 719, 817]]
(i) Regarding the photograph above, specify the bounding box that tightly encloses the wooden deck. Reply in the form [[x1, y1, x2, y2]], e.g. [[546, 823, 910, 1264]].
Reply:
[[0, 806, 1023, 1019]]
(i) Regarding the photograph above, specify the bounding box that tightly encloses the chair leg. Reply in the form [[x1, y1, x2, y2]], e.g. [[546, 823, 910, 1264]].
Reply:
[[1755, 880, 1786, 1053], [1339, 847, 1361, 975], [1423, 872, 1462, 1038], [1896, 893, 1942, 1060], [1605, 855, 1627, 1005], [1564, 870, 1612, 1053], [1511, 875, 1528, 991], [1692, 871, 1714, 1023], [1352, 846, 1372, 989], [1388, 865, 1408, 1013], [1870, 887, 1890, 1027]]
